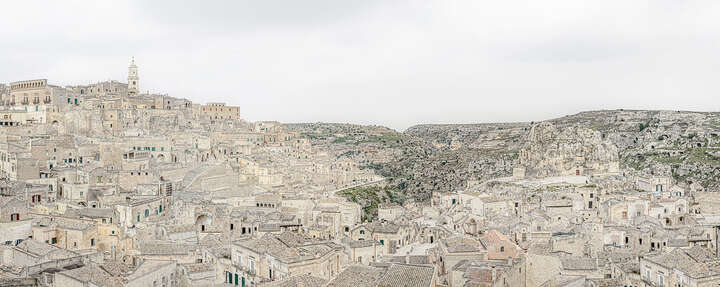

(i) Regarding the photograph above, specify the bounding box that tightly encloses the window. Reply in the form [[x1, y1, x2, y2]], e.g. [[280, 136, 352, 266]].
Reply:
[[345, 227, 349, 232], [380, 240, 384, 245], [359, 230, 365, 235], [500, 246, 505, 252], [91, 238, 95, 246], [51, 237, 57, 244]]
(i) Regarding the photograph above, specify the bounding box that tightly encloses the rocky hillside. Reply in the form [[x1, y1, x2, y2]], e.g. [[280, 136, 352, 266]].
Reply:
[[292, 110, 720, 206], [551, 110, 720, 189], [403, 110, 720, 192]]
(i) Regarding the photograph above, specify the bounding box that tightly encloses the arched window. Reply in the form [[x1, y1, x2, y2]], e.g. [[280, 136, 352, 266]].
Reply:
[[500, 246, 505, 252]]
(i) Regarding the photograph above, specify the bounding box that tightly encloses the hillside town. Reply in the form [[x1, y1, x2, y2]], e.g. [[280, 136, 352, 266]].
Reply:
[[1, 59, 720, 287]]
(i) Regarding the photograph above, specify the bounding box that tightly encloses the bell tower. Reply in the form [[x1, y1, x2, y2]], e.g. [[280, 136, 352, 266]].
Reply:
[[128, 57, 139, 95]]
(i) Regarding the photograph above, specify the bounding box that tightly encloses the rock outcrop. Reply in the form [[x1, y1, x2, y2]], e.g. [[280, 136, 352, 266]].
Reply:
[[519, 122, 619, 177]]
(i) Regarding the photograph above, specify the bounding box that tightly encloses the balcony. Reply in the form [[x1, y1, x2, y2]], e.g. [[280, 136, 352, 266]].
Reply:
[[231, 263, 256, 276]]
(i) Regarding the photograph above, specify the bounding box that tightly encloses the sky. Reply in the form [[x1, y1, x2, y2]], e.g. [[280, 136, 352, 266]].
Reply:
[[1, 0, 719, 131]]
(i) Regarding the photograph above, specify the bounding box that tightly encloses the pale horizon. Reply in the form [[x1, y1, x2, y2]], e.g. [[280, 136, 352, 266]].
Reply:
[[3, 1, 720, 130]]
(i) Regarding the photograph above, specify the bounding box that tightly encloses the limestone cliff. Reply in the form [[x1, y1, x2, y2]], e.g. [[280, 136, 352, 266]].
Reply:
[[519, 122, 619, 177]]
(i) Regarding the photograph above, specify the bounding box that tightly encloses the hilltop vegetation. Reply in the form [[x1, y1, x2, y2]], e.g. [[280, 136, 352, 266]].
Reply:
[[337, 185, 406, 222]]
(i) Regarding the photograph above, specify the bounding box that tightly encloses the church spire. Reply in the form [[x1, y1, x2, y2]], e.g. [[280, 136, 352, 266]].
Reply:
[[128, 57, 139, 95]]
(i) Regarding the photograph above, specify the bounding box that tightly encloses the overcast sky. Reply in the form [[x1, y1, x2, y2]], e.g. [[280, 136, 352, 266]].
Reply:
[[1, 1, 719, 130]]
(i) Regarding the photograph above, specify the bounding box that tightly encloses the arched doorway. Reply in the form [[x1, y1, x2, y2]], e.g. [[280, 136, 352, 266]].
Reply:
[[196, 214, 212, 232]]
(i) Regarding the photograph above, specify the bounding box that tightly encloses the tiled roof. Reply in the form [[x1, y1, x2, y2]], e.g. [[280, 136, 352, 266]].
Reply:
[[560, 257, 597, 271], [368, 222, 401, 234], [645, 247, 720, 278], [342, 238, 378, 249], [58, 264, 125, 287], [327, 265, 385, 287], [14, 239, 77, 260], [442, 236, 486, 253], [236, 233, 340, 263], [376, 264, 435, 287], [136, 240, 195, 255], [685, 245, 718, 263], [65, 207, 114, 218]]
